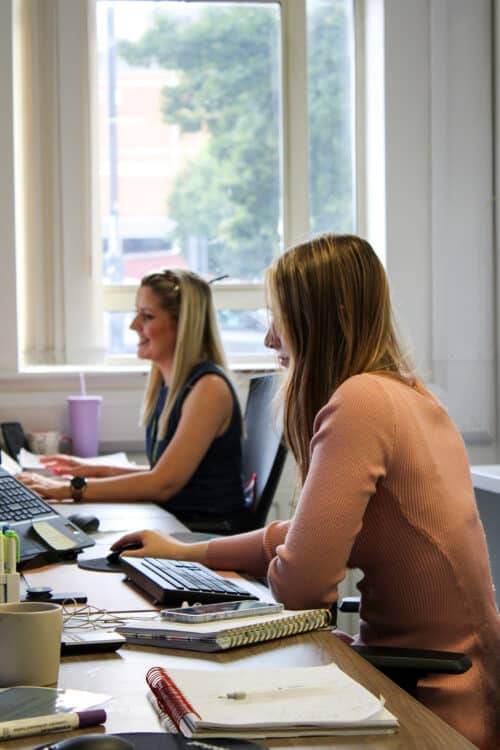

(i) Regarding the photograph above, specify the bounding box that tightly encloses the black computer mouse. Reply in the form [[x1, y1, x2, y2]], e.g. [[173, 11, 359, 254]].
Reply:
[[106, 542, 142, 564], [68, 512, 100, 533], [42, 734, 135, 750]]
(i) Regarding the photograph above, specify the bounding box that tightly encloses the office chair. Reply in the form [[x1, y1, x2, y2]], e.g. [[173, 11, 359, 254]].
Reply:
[[187, 373, 287, 536], [337, 597, 471, 697], [240, 373, 287, 529]]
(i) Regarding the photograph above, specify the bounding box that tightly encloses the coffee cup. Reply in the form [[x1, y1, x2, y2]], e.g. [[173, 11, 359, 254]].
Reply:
[[0, 601, 63, 686], [27, 431, 61, 455]]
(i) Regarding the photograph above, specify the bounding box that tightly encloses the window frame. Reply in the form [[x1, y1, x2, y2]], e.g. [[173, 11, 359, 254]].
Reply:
[[13, 0, 339, 370]]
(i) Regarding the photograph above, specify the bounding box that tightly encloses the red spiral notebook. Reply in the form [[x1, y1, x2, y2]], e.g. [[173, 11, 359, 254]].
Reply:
[[145, 663, 398, 739]]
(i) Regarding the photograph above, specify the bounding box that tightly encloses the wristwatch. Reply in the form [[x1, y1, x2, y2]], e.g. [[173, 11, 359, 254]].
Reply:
[[70, 476, 87, 502]]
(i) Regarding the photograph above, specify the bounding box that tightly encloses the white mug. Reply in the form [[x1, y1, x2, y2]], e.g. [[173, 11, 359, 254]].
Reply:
[[0, 601, 63, 686]]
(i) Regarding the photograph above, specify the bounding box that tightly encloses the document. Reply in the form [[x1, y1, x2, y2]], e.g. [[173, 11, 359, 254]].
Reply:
[[146, 662, 399, 738]]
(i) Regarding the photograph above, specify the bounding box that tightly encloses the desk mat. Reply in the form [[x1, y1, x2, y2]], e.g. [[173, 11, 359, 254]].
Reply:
[[34, 731, 268, 750], [78, 556, 124, 573]]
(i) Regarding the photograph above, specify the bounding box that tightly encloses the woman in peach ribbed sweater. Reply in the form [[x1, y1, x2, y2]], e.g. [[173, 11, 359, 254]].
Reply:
[[114, 234, 500, 749]]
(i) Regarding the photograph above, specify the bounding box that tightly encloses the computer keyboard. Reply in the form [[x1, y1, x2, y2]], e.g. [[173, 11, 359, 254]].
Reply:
[[120, 557, 258, 605], [0, 473, 53, 522]]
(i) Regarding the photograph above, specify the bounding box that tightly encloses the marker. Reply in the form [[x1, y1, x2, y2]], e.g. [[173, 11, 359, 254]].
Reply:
[[4, 530, 19, 574], [0, 708, 107, 740], [0, 530, 5, 574]]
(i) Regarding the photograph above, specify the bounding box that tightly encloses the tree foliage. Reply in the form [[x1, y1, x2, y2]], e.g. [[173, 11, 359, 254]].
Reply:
[[119, 2, 353, 279]]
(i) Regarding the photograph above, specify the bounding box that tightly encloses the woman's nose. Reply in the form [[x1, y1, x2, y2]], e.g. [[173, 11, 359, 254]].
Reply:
[[130, 314, 140, 331], [264, 323, 279, 349]]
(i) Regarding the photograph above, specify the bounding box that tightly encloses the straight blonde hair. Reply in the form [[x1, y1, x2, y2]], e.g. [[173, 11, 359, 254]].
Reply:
[[266, 234, 415, 483], [140, 269, 227, 442]]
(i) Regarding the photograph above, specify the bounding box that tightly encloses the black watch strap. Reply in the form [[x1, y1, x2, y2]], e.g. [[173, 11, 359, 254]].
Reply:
[[70, 476, 87, 502]]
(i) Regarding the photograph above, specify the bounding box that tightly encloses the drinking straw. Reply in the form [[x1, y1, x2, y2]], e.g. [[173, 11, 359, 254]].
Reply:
[[79, 372, 87, 397]]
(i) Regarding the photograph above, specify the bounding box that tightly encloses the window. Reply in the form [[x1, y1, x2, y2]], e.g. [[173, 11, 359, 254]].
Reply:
[[96, 0, 356, 362], [5, 0, 355, 369]]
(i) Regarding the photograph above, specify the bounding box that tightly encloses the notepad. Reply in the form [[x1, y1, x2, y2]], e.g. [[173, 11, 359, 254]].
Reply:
[[146, 662, 399, 738], [116, 607, 333, 652]]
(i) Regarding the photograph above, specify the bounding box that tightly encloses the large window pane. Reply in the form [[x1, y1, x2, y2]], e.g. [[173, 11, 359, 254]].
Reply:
[[307, 0, 355, 234], [105, 309, 268, 358], [97, 1, 282, 291]]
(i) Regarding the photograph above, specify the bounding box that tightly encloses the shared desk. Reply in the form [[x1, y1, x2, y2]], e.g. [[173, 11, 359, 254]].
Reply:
[[12, 503, 476, 750]]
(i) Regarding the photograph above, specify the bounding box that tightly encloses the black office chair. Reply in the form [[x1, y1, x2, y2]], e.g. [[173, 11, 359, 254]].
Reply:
[[240, 373, 288, 530], [338, 597, 471, 697], [185, 373, 287, 536]]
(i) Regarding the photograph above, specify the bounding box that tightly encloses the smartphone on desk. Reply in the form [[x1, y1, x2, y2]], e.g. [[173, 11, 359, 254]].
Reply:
[[160, 599, 283, 623]]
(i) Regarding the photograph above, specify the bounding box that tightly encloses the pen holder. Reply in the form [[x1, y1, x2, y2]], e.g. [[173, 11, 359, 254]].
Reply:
[[0, 572, 20, 603]]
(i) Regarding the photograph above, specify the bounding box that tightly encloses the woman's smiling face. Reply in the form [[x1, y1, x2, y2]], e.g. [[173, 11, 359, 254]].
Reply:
[[130, 285, 178, 367]]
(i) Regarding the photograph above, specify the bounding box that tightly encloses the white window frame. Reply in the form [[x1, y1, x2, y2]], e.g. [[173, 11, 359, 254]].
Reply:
[[5, 0, 324, 371]]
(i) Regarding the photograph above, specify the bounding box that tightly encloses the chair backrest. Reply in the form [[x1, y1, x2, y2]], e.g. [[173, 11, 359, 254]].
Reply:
[[242, 373, 287, 529]]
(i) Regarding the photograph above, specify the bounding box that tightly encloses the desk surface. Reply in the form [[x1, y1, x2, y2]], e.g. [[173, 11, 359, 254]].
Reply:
[[13, 503, 476, 750]]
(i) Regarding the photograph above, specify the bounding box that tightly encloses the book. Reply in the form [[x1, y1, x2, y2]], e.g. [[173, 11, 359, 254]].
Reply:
[[145, 662, 399, 738], [116, 607, 333, 652]]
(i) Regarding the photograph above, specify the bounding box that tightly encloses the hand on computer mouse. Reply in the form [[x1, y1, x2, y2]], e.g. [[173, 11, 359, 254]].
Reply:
[[110, 529, 201, 561], [43, 733, 134, 750], [106, 542, 143, 565]]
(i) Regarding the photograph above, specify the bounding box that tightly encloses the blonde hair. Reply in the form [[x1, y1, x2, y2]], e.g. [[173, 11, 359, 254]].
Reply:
[[266, 233, 414, 482], [140, 268, 227, 441]]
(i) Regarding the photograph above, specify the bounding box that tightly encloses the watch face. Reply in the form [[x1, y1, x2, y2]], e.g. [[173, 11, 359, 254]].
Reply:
[[71, 476, 87, 490]]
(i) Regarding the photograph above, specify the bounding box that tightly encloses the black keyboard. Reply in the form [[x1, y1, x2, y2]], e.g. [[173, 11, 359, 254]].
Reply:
[[0, 473, 53, 522], [120, 557, 258, 605]]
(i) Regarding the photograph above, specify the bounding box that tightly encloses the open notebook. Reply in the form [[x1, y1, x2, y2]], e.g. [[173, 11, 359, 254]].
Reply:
[[146, 662, 399, 738]]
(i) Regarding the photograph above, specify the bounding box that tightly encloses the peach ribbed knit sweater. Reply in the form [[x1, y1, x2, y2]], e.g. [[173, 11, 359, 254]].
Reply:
[[207, 373, 500, 749]]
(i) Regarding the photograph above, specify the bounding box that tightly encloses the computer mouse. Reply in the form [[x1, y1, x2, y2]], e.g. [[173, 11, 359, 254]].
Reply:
[[106, 542, 142, 565], [43, 734, 135, 750], [68, 512, 100, 534]]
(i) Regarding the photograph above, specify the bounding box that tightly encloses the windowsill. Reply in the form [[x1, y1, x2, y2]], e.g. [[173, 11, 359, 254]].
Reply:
[[0, 359, 279, 385]]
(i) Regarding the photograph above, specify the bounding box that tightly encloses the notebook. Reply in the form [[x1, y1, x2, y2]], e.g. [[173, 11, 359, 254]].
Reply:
[[0, 461, 95, 566], [116, 607, 333, 652], [120, 557, 258, 605], [146, 662, 399, 738]]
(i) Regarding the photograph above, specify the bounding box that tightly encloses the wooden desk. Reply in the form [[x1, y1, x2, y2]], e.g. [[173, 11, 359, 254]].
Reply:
[[13, 504, 476, 750]]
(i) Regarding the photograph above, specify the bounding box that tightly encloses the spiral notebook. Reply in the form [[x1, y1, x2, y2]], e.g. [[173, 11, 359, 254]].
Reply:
[[116, 608, 333, 652], [145, 662, 399, 738]]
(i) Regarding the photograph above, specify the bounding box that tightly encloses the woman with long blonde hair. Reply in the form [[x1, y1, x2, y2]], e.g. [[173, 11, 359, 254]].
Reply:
[[114, 235, 500, 749], [19, 269, 247, 529]]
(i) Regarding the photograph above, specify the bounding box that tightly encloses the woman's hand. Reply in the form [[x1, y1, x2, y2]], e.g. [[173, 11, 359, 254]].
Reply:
[[39, 454, 110, 478], [110, 530, 208, 564], [17, 472, 71, 501]]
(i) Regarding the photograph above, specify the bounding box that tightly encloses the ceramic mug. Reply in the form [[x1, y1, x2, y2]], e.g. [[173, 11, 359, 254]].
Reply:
[[27, 431, 61, 455], [0, 601, 63, 686]]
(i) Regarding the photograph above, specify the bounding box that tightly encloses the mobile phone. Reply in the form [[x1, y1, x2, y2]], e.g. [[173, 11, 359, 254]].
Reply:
[[160, 600, 283, 623], [61, 629, 125, 655], [24, 588, 88, 605]]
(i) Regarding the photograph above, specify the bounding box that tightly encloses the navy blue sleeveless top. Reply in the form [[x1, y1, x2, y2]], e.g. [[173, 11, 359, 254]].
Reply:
[[145, 362, 245, 517]]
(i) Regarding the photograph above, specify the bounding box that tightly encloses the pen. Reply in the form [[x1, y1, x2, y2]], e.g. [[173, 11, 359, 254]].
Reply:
[[0, 708, 107, 740]]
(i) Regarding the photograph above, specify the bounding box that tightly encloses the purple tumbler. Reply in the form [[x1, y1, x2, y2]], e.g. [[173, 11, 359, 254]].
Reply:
[[67, 396, 102, 458]]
